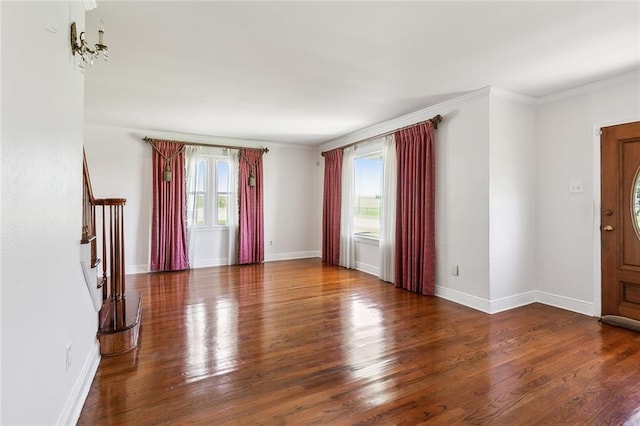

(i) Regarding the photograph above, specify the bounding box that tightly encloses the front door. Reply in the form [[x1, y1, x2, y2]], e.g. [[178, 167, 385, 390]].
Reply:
[[601, 121, 640, 319]]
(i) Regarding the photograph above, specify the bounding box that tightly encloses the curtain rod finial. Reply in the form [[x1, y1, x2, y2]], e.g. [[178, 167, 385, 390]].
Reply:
[[431, 114, 443, 129]]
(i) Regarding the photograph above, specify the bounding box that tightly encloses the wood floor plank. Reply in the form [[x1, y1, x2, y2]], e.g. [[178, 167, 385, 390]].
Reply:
[[78, 259, 640, 425]]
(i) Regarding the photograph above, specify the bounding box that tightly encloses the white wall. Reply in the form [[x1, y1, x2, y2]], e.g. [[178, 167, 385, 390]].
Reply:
[[263, 144, 322, 261], [354, 237, 379, 276], [431, 88, 537, 313], [436, 92, 491, 302], [84, 126, 151, 272], [536, 73, 640, 315], [84, 126, 322, 271], [1, 2, 100, 424], [488, 91, 537, 309]]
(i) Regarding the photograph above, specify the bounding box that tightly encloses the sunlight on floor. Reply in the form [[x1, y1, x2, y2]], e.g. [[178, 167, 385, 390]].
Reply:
[[348, 297, 393, 406], [185, 299, 239, 383]]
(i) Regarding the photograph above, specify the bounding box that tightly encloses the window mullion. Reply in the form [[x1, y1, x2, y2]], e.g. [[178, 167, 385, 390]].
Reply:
[[209, 159, 215, 226], [212, 159, 219, 225]]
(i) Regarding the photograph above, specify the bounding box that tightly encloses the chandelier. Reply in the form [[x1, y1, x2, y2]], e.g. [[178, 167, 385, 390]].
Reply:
[[70, 21, 109, 71]]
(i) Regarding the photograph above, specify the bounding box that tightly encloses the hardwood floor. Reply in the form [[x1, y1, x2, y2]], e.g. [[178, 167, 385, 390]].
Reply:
[[78, 259, 640, 425]]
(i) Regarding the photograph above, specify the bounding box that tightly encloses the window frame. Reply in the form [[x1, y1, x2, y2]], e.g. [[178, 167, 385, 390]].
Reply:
[[191, 155, 232, 229]]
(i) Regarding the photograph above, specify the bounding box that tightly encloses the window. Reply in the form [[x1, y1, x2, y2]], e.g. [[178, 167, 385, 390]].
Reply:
[[191, 156, 232, 227], [354, 153, 382, 238]]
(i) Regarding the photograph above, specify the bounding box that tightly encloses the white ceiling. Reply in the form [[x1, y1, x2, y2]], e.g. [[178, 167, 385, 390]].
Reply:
[[84, 1, 640, 146]]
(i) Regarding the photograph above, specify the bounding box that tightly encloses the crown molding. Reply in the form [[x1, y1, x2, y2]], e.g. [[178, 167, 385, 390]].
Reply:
[[538, 69, 640, 105], [320, 87, 490, 152], [489, 87, 538, 106], [83, 123, 320, 151]]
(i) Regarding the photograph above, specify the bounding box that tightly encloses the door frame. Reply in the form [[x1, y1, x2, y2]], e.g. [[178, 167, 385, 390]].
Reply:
[[592, 116, 640, 317]]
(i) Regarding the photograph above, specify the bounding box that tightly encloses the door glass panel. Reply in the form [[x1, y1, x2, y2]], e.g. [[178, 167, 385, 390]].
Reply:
[[632, 167, 640, 240]]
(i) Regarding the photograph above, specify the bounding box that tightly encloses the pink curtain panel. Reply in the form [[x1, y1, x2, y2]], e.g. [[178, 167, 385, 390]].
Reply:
[[238, 148, 265, 264], [150, 141, 189, 271]]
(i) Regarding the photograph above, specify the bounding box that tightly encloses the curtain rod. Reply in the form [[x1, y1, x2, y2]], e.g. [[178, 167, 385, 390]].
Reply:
[[142, 137, 269, 154], [320, 114, 443, 157]]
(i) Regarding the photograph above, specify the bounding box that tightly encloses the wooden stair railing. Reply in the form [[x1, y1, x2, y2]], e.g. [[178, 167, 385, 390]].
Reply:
[[82, 151, 100, 271], [82, 149, 141, 356], [94, 198, 126, 301]]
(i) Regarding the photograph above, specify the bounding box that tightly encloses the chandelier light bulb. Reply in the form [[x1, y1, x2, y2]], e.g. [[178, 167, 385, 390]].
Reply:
[[98, 19, 105, 45]]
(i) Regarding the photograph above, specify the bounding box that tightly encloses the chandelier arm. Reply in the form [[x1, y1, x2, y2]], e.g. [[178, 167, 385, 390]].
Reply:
[[70, 21, 109, 67], [79, 34, 96, 55]]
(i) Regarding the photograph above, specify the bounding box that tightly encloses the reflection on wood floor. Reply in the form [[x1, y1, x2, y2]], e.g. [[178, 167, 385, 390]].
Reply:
[[78, 258, 640, 425]]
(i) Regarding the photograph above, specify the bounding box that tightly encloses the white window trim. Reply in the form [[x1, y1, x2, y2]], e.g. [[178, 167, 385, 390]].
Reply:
[[354, 234, 380, 246], [193, 225, 230, 231]]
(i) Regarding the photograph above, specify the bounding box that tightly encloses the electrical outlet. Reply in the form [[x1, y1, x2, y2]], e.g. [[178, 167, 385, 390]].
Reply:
[[269, 240, 273, 246], [65, 344, 72, 371], [451, 265, 459, 276], [569, 180, 584, 194]]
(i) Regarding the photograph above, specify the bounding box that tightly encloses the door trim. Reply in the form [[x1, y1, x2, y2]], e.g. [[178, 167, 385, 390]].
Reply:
[[593, 116, 640, 317]]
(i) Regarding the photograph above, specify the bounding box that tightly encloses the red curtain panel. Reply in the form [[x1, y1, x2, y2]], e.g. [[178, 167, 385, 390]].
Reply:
[[322, 149, 343, 265], [394, 122, 436, 295]]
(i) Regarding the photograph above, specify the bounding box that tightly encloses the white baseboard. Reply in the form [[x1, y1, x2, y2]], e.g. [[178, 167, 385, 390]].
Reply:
[[489, 291, 536, 314], [533, 290, 594, 317], [126, 264, 150, 275], [57, 340, 101, 425], [435, 285, 594, 316], [127, 260, 229, 272], [127, 252, 322, 272], [265, 251, 320, 262], [355, 261, 379, 277], [435, 285, 491, 313], [192, 258, 228, 268]]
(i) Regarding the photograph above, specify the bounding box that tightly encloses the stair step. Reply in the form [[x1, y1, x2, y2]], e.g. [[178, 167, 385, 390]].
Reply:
[[97, 291, 142, 356]]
